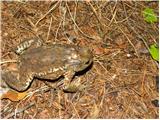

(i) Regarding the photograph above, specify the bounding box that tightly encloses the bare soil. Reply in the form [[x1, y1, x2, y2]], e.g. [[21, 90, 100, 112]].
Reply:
[[1, 1, 159, 119]]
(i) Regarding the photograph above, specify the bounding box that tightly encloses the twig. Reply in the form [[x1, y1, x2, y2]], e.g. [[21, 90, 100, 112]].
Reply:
[[12, 86, 50, 118], [122, 2, 150, 50], [55, 2, 64, 41], [108, 9, 117, 27], [141, 66, 146, 97], [120, 96, 132, 118], [2, 51, 12, 58], [73, 0, 78, 35], [49, 89, 55, 107], [58, 90, 62, 119], [109, 2, 138, 57], [118, 27, 139, 57], [55, 19, 62, 41], [106, 1, 117, 28], [88, 2, 105, 27], [122, 2, 159, 68], [114, 3, 134, 24], [26, 17, 36, 30], [35, 1, 60, 26], [69, 101, 80, 118], [4, 102, 35, 119], [46, 17, 53, 41], [0, 60, 17, 64], [66, 2, 95, 40], [27, 85, 50, 97], [1, 101, 12, 114], [99, 84, 105, 108]]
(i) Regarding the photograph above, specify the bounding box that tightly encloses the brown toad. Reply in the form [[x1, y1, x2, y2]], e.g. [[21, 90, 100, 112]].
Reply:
[[2, 38, 93, 92]]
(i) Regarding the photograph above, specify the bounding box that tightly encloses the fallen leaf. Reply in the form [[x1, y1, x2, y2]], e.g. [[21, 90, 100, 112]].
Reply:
[[93, 45, 105, 55], [1, 90, 28, 101]]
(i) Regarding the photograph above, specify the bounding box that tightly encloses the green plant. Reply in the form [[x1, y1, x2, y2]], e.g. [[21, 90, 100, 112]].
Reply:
[[143, 8, 158, 23], [149, 44, 159, 61]]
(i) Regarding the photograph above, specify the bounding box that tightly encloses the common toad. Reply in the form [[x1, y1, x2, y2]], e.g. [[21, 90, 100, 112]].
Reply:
[[2, 38, 93, 92]]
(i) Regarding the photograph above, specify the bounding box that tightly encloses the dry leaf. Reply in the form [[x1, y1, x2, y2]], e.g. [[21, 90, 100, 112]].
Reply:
[[93, 45, 105, 55], [1, 90, 28, 101]]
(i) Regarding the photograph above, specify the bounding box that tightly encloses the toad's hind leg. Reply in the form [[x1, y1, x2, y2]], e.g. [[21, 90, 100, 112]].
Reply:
[[42, 71, 76, 91], [2, 70, 33, 92], [63, 71, 75, 90], [14, 38, 43, 55]]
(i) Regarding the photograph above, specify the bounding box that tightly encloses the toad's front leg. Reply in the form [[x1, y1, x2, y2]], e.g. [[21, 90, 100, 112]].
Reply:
[[63, 71, 77, 92], [2, 70, 33, 92]]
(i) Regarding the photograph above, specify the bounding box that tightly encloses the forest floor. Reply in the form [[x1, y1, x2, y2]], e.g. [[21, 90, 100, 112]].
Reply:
[[1, 1, 159, 119]]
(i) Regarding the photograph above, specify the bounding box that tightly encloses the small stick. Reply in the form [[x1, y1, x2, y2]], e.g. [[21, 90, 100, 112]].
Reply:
[[107, 2, 117, 27], [0, 60, 17, 64], [55, 2, 63, 41], [88, 2, 105, 27], [66, 3, 95, 40], [73, 1, 78, 34], [118, 27, 139, 57], [58, 90, 62, 119], [46, 17, 53, 42], [69, 101, 80, 118], [35, 1, 60, 26], [4, 102, 35, 119], [141, 66, 146, 97]]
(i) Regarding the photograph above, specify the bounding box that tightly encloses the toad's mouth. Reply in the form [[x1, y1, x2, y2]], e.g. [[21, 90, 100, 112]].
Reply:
[[68, 58, 92, 65]]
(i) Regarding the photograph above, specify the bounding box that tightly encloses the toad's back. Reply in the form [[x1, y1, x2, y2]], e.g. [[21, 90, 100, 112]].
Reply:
[[20, 44, 75, 73]]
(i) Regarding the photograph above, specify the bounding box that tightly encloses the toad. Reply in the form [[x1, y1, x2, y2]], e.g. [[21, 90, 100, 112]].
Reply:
[[2, 38, 93, 92]]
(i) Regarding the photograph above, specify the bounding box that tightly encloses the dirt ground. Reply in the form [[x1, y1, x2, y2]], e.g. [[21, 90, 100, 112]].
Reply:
[[1, 1, 159, 119]]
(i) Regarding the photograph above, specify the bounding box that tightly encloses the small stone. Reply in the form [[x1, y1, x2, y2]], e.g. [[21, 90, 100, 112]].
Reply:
[[127, 54, 131, 57]]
